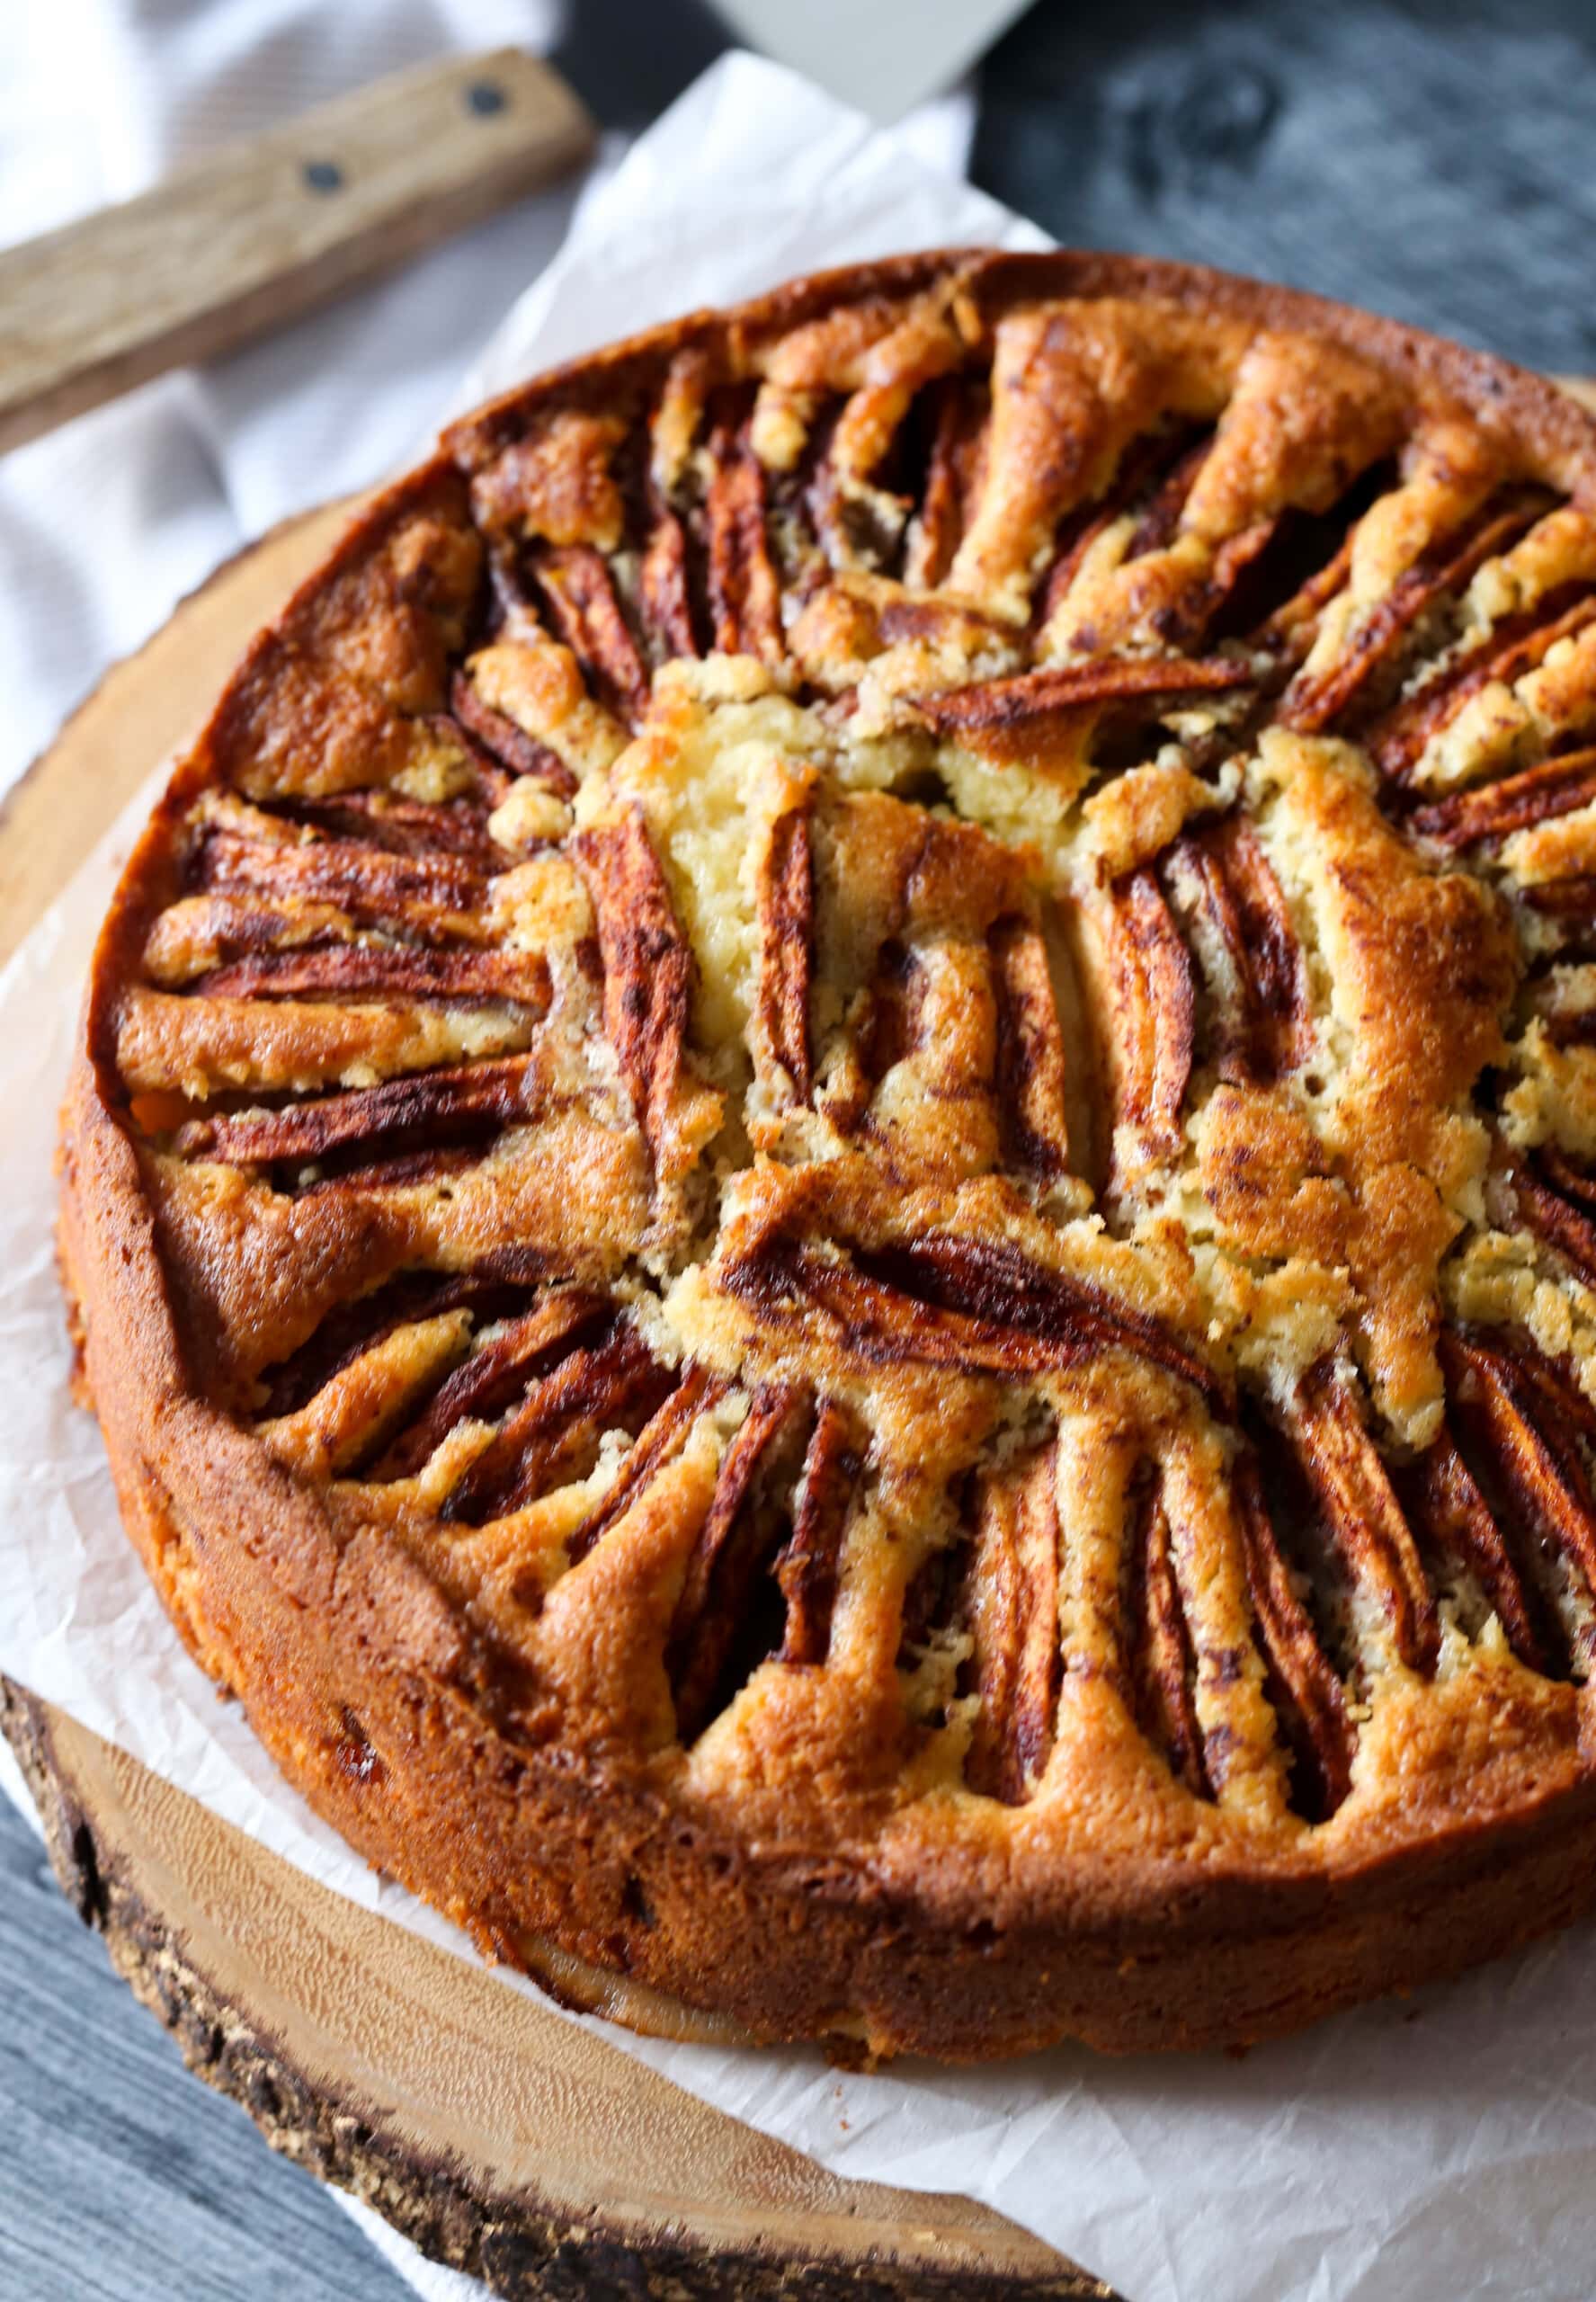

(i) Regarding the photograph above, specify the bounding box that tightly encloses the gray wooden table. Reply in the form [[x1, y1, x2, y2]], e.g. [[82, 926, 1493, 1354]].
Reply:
[[0, 1790, 406, 2302], [10, 2, 1596, 2295]]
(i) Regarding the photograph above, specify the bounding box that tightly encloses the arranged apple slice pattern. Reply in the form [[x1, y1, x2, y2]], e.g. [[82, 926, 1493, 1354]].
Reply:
[[94, 258, 1596, 1836]]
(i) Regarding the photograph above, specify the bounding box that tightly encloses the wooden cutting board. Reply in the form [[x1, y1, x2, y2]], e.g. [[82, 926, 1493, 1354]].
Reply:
[[0, 501, 1104, 2302]]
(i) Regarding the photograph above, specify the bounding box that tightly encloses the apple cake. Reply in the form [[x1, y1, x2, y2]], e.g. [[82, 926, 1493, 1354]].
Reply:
[[58, 250, 1596, 2060]]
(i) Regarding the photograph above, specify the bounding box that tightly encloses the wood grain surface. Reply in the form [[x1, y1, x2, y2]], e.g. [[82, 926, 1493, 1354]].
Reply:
[[0, 498, 1102, 2301], [0, 49, 592, 458]]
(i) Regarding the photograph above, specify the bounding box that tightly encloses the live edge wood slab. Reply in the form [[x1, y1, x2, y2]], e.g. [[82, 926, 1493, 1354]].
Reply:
[[0, 502, 1104, 2300]]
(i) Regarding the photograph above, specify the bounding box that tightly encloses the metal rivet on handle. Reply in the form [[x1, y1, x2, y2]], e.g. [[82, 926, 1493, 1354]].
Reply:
[[466, 80, 508, 117], [302, 159, 343, 193]]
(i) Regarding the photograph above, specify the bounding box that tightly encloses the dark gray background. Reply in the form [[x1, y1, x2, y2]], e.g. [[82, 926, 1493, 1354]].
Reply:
[[972, 0, 1596, 375], [8, 3, 1596, 2293]]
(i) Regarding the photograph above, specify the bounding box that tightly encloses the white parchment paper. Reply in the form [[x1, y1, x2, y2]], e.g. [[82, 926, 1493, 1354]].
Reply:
[[4, 55, 1596, 2302]]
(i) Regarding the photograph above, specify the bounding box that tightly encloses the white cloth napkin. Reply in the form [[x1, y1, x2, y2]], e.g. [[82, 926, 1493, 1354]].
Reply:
[[8, 31, 1596, 2302]]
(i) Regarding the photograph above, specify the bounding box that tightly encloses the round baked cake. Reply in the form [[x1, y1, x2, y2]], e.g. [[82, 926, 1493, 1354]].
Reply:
[[58, 250, 1596, 2060]]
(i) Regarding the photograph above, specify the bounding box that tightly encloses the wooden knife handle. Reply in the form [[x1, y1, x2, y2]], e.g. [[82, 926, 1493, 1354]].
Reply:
[[0, 49, 593, 459]]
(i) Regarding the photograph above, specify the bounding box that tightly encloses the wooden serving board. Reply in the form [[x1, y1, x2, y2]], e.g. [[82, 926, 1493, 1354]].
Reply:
[[0, 505, 1103, 2301]]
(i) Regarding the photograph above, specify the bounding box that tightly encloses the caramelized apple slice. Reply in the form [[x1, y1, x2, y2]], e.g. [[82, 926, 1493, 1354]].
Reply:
[[375, 1289, 612, 1480], [256, 1266, 540, 1420], [1164, 813, 1309, 1085], [914, 653, 1253, 738], [531, 543, 649, 720], [902, 377, 988, 592], [450, 667, 578, 793], [270, 788, 512, 863], [638, 498, 702, 661], [706, 424, 784, 663], [1407, 745, 1596, 850], [776, 1399, 863, 1666], [441, 1322, 676, 1526], [1104, 867, 1195, 1173], [668, 1386, 807, 1741], [1285, 1361, 1439, 1675], [754, 802, 815, 1106], [195, 824, 487, 919], [569, 1363, 727, 1559], [725, 1227, 1221, 1404], [189, 946, 548, 1005], [1279, 490, 1548, 734], [1373, 594, 1596, 781], [1233, 1451, 1355, 1821], [176, 1054, 537, 1172], [989, 916, 1072, 1183], [1440, 1327, 1596, 1658], [1509, 1148, 1596, 1289], [961, 1442, 1063, 1805], [1123, 1470, 1209, 1798], [572, 809, 721, 1185], [822, 940, 927, 1137], [1397, 1428, 1550, 1673], [1033, 423, 1208, 627]]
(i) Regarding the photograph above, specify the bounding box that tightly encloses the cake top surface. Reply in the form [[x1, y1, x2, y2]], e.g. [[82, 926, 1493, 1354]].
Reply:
[[74, 249, 1596, 1914]]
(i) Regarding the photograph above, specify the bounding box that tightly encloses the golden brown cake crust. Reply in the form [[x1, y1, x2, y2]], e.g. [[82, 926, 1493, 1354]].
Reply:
[[56, 249, 1596, 2059]]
